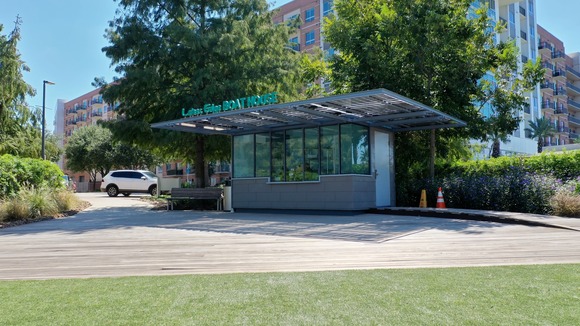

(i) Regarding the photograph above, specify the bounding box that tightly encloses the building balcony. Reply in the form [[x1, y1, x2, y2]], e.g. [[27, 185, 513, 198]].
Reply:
[[552, 69, 566, 82], [541, 102, 555, 112], [551, 50, 566, 63], [570, 133, 579, 139], [76, 106, 87, 113], [557, 126, 569, 134], [567, 67, 580, 81], [554, 107, 568, 116], [569, 115, 580, 126], [568, 99, 580, 111], [567, 82, 580, 96], [542, 61, 554, 71], [540, 81, 555, 92], [554, 88, 567, 99], [538, 41, 553, 54]]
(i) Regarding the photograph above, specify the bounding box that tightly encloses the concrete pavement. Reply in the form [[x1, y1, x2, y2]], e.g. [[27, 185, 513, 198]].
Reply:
[[0, 192, 579, 280]]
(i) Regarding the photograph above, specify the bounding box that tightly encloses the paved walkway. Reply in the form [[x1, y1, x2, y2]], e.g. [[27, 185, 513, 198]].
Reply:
[[0, 193, 579, 280]]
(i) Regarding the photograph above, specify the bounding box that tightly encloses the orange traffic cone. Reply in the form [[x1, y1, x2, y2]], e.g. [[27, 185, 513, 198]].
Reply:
[[436, 187, 446, 209], [419, 189, 427, 208]]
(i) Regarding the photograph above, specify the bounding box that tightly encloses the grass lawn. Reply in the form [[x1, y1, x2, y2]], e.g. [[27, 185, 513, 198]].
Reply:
[[1, 264, 578, 325]]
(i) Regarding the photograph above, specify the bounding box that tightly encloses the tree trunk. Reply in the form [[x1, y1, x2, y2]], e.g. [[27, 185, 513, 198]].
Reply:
[[194, 135, 206, 188], [491, 139, 501, 158], [537, 140, 543, 153], [429, 129, 435, 180]]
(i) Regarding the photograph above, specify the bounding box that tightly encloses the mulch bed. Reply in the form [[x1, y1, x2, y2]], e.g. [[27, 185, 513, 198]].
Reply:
[[0, 201, 91, 229]]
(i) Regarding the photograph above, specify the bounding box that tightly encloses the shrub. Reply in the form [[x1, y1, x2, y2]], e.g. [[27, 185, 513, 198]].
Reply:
[[1, 196, 31, 221], [550, 192, 580, 218], [53, 190, 80, 212], [0, 187, 79, 222], [0, 154, 65, 198]]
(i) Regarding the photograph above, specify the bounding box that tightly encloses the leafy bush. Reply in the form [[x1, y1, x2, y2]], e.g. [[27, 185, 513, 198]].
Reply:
[[0, 154, 65, 198], [440, 151, 580, 182], [398, 165, 557, 214]]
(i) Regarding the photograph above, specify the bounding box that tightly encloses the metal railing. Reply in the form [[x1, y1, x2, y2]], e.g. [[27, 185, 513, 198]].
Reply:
[[568, 116, 580, 125], [567, 67, 580, 79], [569, 99, 580, 109], [567, 82, 580, 94], [538, 41, 553, 51], [552, 51, 566, 60]]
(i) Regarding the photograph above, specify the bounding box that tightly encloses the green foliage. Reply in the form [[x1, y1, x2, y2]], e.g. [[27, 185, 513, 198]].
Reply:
[[65, 125, 158, 182], [445, 151, 580, 181], [526, 117, 556, 153], [0, 19, 62, 162], [100, 0, 304, 187], [0, 154, 64, 198]]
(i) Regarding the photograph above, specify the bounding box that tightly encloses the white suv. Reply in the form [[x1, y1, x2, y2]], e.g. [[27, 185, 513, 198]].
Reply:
[[100, 170, 158, 197]]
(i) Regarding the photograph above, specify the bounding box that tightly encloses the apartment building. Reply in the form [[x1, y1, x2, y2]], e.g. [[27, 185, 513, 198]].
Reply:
[[537, 25, 571, 147], [566, 53, 580, 142], [275, 0, 541, 155]]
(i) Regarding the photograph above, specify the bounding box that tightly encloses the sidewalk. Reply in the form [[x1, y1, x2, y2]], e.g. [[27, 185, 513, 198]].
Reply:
[[374, 207, 580, 232]]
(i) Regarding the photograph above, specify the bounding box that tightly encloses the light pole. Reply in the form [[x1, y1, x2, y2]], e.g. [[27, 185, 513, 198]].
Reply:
[[41, 80, 55, 160]]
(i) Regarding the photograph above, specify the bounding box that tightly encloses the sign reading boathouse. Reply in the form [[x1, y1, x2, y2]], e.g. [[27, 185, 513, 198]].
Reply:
[[182, 92, 278, 117]]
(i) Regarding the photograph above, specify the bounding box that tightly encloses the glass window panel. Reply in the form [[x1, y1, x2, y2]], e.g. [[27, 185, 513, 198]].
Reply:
[[271, 131, 285, 182], [340, 124, 369, 175], [285, 129, 304, 181], [255, 133, 271, 177], [233, 134, 255, 178], [305, 8, 315, 22], [304, 128, 320, 181], [320, 125, 339, 175]]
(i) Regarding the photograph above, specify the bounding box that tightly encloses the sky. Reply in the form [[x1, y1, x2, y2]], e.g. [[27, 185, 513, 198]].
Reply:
[[0, 0, 578, 132]]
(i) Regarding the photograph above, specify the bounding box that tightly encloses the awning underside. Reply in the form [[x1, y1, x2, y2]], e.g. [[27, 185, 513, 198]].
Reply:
[[151, 89, 466, 135]]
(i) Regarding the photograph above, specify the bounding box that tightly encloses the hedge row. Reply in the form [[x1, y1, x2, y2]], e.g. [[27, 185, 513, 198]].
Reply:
[[0, 154, 65, 198], [439, 151, 580, 181]]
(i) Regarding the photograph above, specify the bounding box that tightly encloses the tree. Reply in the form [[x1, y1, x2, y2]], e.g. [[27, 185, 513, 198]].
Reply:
[[0, 18, 62, 162], [65, 125, 115, 187], [526, 117, 556, 153], [99, 0, 303, 187], [65, 125, 159, 187], [324, 0, 543, 178], [474, 42, 545, 158]]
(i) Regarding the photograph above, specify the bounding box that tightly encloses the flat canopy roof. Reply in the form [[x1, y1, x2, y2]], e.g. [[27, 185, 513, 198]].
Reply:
[[151, 88, 466, 135]]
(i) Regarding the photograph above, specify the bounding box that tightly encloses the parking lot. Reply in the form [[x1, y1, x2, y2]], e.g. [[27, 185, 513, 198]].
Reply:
[[0, 192, 579, 280]]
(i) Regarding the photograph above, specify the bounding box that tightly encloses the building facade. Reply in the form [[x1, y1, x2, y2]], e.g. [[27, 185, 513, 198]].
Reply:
[[537, 25, 570, 146], [567, 52, 580, 143]]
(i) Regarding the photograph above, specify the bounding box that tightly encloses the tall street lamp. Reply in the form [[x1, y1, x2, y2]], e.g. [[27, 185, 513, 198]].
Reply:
[[42, 80, 55, 160]]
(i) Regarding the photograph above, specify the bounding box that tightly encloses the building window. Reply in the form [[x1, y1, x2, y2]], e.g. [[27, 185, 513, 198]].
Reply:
[[304, 128, 320, 181], [233, 124, 369, 182], [285, 129, 304, 181], [289, 36, 300, 51], [340, 124, 370, 174], [233, 134, 255, 178], [321, 125, 339, 175], [305, 31, 315, 45], [255, 133, 270, 177], [305, 8, 315, 22], [323, 0, 333, 16]]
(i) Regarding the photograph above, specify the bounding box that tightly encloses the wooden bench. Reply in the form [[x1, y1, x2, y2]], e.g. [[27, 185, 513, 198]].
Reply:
[[166, 187, 223, 211]]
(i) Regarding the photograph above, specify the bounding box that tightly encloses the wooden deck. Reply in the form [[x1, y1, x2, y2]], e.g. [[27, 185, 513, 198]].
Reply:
[[0, 193, 579, 280]]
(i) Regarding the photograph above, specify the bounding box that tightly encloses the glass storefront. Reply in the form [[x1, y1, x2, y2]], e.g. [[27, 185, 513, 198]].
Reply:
[[233, 124, 370, 181]]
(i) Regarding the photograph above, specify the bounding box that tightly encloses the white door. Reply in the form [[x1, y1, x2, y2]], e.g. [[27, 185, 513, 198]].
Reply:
[[374, 131, 391, 207]]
